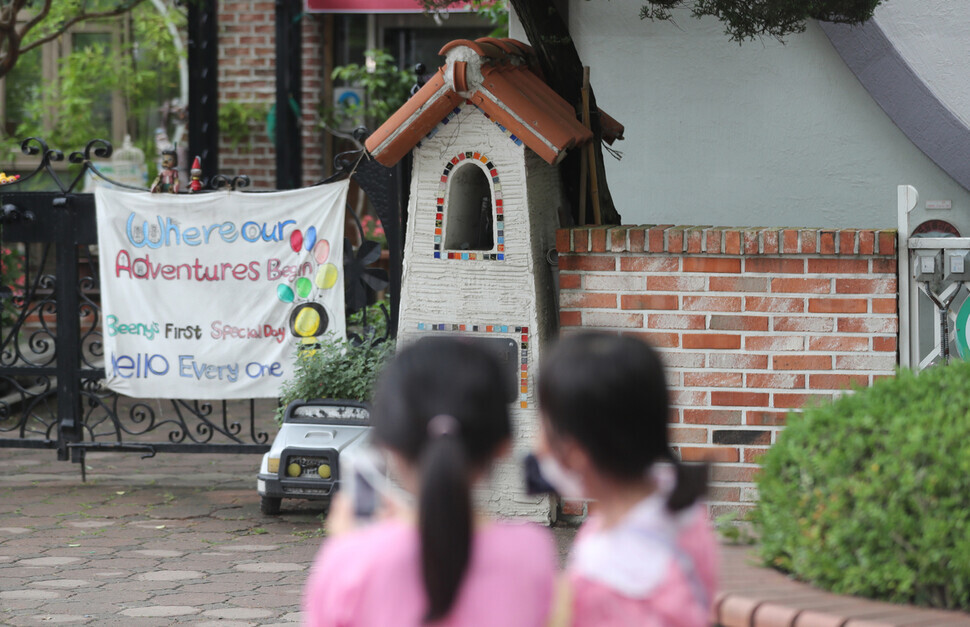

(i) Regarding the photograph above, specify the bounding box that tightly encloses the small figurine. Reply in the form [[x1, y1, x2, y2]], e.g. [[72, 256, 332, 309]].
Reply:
[[188, 156, 203, 193], [0, 172, 20, 185], [150, 149, 179, 193]]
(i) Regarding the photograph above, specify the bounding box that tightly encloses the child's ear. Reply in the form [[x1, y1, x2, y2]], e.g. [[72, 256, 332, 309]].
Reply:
[[494, 438, 512, 460], [560, 437, 594, 476]]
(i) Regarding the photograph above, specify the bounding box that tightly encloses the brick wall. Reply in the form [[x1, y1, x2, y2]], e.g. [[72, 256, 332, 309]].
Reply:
[[218, 3, 325, 188], [556, 225, 899, 516]]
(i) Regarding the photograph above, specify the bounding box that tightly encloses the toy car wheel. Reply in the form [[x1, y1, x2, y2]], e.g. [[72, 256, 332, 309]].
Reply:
[[260, 495, 282, 515]]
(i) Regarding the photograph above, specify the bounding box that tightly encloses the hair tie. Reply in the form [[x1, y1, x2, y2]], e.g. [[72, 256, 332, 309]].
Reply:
[[428, 414, 460, 438]]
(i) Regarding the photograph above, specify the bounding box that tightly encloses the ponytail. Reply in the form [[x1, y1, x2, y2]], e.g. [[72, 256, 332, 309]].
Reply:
[[666, 459, 708, 513], [419, 431, 472, 622]]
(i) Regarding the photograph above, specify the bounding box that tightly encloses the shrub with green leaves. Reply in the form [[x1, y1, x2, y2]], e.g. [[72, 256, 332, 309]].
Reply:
[[753, 362, 970, 610], [275, 338, 395, 424]]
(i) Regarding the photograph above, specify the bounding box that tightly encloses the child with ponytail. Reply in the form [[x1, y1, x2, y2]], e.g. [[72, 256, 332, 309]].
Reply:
[[537, 332, 718, 627], [303, 336, 557, 626]]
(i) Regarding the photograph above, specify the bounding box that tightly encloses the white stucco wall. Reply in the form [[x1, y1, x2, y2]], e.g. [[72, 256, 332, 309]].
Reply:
[[513, 2, 970, 229], [397, 105, 557, 521]]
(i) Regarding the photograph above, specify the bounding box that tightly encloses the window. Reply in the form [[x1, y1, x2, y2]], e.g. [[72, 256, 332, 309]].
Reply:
[[444, 162, 493, 251]]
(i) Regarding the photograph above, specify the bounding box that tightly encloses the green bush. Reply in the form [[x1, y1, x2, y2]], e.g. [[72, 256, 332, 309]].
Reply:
[[753, 362, 970, 610], [275, 339, 395, 424]]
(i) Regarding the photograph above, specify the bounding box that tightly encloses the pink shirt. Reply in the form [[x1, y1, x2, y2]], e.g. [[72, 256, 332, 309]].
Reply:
[[303, 519, 556, 627], [567, 483, 719, 627]]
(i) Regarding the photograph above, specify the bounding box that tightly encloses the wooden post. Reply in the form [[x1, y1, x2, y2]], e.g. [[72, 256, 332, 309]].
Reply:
[[578, 67, 590, 226], [580, 67, 601, 225]]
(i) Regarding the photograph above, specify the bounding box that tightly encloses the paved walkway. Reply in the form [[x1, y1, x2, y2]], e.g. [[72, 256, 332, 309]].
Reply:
[[2, 447, 968, 626]]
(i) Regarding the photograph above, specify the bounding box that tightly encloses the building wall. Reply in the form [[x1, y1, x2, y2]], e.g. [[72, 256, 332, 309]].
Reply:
[[507, 2, 970, 229], [556, 225, 899, 515], [218, 3, 325, 188]]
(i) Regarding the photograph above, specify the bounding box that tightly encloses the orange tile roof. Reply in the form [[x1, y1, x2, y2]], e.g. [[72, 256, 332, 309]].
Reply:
[[364, 37, 621, 167]]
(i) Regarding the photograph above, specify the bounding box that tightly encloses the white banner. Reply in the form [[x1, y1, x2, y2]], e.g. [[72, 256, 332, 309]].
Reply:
[[95, 181, 350, 399]]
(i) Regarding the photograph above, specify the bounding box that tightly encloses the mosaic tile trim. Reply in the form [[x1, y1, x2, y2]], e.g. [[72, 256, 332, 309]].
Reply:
[[434, 151, 505, 261], [416, 323, 530, 409]]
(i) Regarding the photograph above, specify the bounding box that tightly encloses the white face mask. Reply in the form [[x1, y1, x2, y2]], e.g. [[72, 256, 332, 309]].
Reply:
[[537, 455, 585, 500]]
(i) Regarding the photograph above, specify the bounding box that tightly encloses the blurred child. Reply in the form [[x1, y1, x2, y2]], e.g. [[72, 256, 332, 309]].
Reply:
[[537, 332, 718, 627], [303, 337, 557, 626]]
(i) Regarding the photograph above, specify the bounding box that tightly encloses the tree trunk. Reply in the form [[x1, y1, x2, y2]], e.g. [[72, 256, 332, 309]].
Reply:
[[508, 0, 622, 226]]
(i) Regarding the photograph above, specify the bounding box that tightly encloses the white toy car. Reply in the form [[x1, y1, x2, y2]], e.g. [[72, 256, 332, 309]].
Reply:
[[257, 399, 371, 515]]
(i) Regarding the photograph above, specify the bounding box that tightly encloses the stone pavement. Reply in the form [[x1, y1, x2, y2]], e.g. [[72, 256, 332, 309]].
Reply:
[[0, 446, 576, 626]]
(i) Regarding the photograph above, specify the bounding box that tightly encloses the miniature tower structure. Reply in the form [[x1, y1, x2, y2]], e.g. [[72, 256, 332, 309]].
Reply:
[[365, 38, 620, 520]]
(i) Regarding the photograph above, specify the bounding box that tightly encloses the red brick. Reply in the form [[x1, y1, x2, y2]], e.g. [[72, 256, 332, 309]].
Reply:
[[683, 334, 741, 350], [609, 227, 628, 252], [680, 446, 739, 463], [686, 228, 703, 253], [622, 331, 680, 348], [838, 317, 898, 333], [859, 230, 875, 255], [559, 255, 615, 271], [808, 298, 867, 314], [590, 227, 608, 252], [808, 336, 869, 351], [706, 230, 722, 254], [872, 258, 897, 274], [669, 427, 709, 444], [872, 298, 896, 314], [672, 390, 709, 406], [620, 256, 678, 272], [745, 296, 805, 313], [877, 230, 897, 255], [684, 371, 744, 387], [711, 466, 759, 483], [647, 313, 706, 330], [744, 336, 804, 351], [621, 294, 678, 310], [774, 393, 833, 409], [773, 355, 832, 370], [683, 295, 742, 312], [747, 373, 805, 389], [820, 230, 837, 254], [839, 229, 857, 254], [772, 316, 834, 332], [560, 311, 582, 326], [657, 351, 706, 368], [743, 447, 771, 464], [558, 273, 581, 289], [683, 257, 742, 273], [709, 353, 769, 369], [747, 410, 789, 426], [724, 230, 741, 255], [667, 228, 685, 253], [710, 277, 768, 292], [743, 230, 759, 255], [712, 391, 769, 407], [647, 275, 706, 291], [574, 229, 589, 252], [708, 486, 741, 502], [835, 278, 896, 294], [771, 278, 831, 294], [708, 314, 769, 331], [561, 499, 587, 516], [560, 292, 616, 309], [556, 229, 571, 253], [807, 258, 868, 274], [745, 258, 804, 274], [647, 226, 666, 252], [762, 230, 779, 254], [810, 374, 868, 389], [628, 227, 646, 252], [873, 336, 897, 352], [782, 229, 799, 254], [799, 229, 818, 253], [684, 409, 742, 425]]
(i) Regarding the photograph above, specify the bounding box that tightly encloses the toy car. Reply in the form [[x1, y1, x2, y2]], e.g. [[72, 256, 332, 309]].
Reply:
[[257, 399, 371, 515]]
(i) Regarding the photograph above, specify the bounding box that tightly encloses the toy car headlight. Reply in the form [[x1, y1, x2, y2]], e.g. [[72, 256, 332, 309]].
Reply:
[[268, 457, 280, 473], [318, 464, 332, 479]]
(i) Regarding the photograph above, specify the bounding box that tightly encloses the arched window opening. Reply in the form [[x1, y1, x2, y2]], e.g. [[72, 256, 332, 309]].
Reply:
[[444, 163, 494, 251]]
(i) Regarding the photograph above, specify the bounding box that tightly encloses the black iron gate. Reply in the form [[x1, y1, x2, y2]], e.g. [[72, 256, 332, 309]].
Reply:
[[0, 138, 401, 472]]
